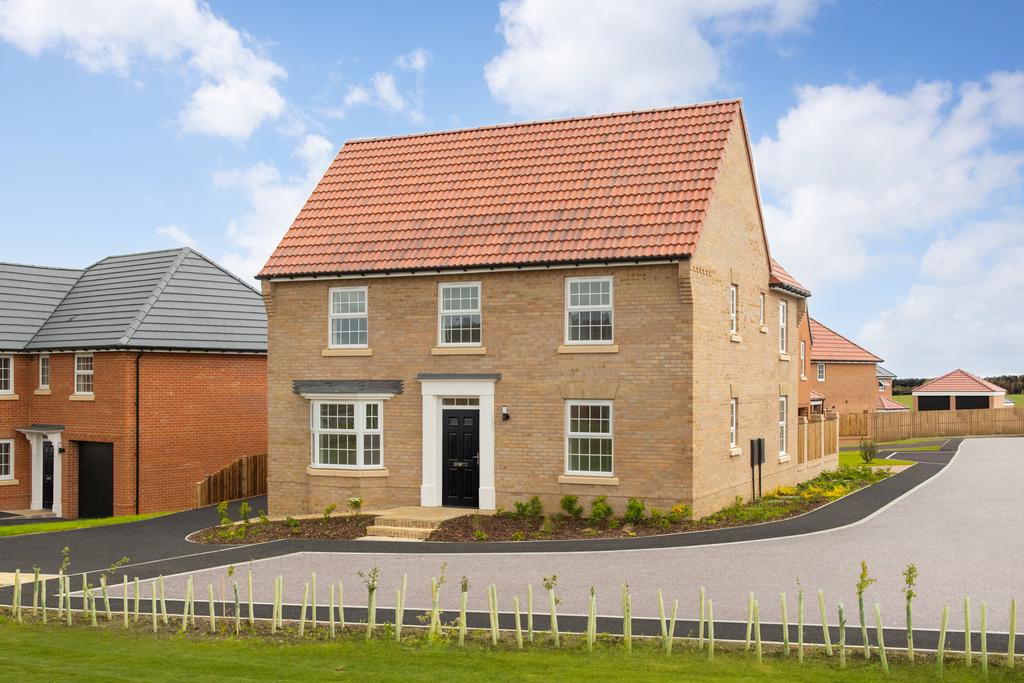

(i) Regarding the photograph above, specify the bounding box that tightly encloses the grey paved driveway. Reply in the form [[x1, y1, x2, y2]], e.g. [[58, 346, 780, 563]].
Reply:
[[120, 437, 1023, 632]]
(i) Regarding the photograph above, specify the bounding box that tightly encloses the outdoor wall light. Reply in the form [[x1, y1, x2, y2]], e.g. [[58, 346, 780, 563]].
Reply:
[[501, 406, 510, 421]]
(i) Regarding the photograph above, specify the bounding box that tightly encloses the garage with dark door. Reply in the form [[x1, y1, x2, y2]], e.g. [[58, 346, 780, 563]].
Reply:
[[912, 369, 1007, 412], [78, 442, 114, 518]]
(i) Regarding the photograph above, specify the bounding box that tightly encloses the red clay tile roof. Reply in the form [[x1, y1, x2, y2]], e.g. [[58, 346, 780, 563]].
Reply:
[[769, 258, 810, 297], [810, 389, 825, 401], [808, 318, 882, 363], [260, 101, 746, 278], [912, 369, 1006, 394], [876, 395, 909, 411]]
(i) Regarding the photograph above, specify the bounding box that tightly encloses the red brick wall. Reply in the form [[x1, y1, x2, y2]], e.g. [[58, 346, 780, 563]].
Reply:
[[814, 362, 878, 414], [0, 351, 266, 518]]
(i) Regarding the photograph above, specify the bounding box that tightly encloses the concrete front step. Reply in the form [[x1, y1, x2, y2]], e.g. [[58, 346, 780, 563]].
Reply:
[[373, 516, 440, 529], [365, 525, 434, 540]]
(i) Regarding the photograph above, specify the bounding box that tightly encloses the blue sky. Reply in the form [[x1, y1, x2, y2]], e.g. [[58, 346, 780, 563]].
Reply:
[[1, 0, 1021, 377]]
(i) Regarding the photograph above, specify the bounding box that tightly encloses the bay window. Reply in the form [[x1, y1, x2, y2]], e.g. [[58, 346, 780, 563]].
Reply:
[[311, 400, 384, 468]]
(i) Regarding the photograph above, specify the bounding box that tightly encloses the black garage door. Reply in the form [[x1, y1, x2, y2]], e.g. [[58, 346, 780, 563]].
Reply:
[[917, 396, 950, 412], [78, 442, 114, 518], [955, 395, 990, 410]]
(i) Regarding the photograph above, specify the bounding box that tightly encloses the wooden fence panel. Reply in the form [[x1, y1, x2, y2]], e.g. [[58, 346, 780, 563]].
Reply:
[[871, 406, 1024, 442], [797, 413, 838, 463], [195, 453, 267, 508]]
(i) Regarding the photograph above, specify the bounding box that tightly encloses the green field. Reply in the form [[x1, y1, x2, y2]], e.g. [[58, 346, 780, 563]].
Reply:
[[0, 512, 166, 538], [890, 395, 1020, 410], [0, 617, 1011, 682]]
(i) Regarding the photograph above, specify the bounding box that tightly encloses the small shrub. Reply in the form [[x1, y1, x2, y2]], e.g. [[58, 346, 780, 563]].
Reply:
[[216, 501, 231, 527], [510, 530, 526, 541], [347, 497, 363, 511], [539, 516, 554, 536], [859, 439, 878, 465], [669, 503, 692, 523], [624, 498, 646, 524], [608, 517, 621, 529], [513, 496, 543, 519], [285, 516, 300, 533], [257, 509, 269, 526], [322, 503, 337, 525], [238, 501, 251, 526], [649, 509, 672, 530], [582, 528, 599, 537], [472, 529, 488, 541], [560, 495, 583, 518], [589, 495, 613, 523]]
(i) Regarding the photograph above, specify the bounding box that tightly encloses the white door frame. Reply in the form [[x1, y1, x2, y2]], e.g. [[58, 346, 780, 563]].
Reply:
[[17, 427, 64, 517], [419, 377, 497, 510]]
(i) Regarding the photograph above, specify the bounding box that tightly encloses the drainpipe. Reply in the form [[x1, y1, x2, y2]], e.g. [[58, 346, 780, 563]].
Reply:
[[135, 352, 141, 515]]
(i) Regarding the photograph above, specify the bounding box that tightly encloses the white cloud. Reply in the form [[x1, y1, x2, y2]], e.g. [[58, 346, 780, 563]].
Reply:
[[156, 224, 198, 248], [0, 0, 286, 139], [485, 0, 820, 116], [329, 48, 431, 122], [217, 134, 335, 281]]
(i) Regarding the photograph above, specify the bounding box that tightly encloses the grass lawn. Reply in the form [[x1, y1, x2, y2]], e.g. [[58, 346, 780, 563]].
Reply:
[[0, 512, 167, 538], [0, 617, 1011, 682], [837, 452, 914, 468]]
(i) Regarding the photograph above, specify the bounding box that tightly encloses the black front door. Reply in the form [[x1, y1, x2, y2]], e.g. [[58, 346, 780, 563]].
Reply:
[[442, 409, 479, 508], [42, 441, 54, 510], [78, 442, 114, 518]]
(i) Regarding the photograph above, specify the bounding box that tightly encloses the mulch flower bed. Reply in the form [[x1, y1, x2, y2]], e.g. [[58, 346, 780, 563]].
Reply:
[[429, 464, 892, 543], [193, 515, 376, 544]]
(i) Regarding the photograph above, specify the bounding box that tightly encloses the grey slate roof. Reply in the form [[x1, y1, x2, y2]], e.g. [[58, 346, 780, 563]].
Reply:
[[0, 248, 266, 353], [0, 263, 83, 350], [876, 365, 897, 379], [293, 380, 404, 395]]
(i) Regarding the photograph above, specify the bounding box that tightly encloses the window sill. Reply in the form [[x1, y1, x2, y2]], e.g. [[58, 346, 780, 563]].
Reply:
[[730, 333, 742, 343], [69, 394, 95, 401], [558, 474, 619, 486], [431, 346, 486, 355], [322, 348, 372, 357], [729, 446, 742, 457], [779, 453, 791, 463], [0, 393, 19, 401], [306, 466, 389, 478], [34, 388, 51, 396], [0, 479, 19, 487], [759, 325, 768, 334], [779, 352, 791, 362], [557, 344, 619, 354]]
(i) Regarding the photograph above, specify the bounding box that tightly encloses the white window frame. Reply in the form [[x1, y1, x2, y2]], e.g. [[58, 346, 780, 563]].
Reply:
[[309, 399, 384, 469], [778, 300, 788, 353], [817, 362, 826, 382], [778, 395, 788, 457], [759, 292, 765, 326], [39, 353, 50, 389], [74, 353, 94, 395], [729, 284, 738, 333], [730, 398, 738, 448], [328, 286, 369, 349], [0, 354, 12, 394], [565, 399, 614, 476], [0, 439, 12, 480], [879, 379, 886, 392], [565, 276, 614, 345], [799, 341, 806, 379], [438, 282, 482, 347]]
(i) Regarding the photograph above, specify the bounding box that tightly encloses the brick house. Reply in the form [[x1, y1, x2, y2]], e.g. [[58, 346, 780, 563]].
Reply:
[[0, 248, 266, 519], [259, 100, 832, 518], [805, 318, 891, 415]]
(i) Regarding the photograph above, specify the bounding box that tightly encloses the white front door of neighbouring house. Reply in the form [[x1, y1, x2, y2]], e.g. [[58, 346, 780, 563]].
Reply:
[[17, 427, 64, 517], [418, 375, 497, 510]]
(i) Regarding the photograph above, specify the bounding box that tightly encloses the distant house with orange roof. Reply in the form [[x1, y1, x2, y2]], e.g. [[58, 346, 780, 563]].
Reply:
[[912, 369, 1008, 411]]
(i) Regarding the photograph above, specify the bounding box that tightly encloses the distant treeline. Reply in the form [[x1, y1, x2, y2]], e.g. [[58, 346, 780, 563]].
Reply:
[[892, 374, 1024, 395]]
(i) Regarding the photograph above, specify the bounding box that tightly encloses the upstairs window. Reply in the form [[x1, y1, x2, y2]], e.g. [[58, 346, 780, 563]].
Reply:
[[39, 354, 50, 389], [566, 277, 613, 344], [879, 379, 886, 392], [730, 398, 738, 448], [817, 362, 826, 382], [0, 355, 11, 394], [311, 400, 383, 468], [799, 341, 806, 379], [329, 287, 368, 347], [566, 401, 613, 475], [778, 395, 788, 456], [439, 283, 482, 346], [729, 285, 738, 334], [759, 292, 765, 326], [74, 353, 93, 395], [778, 300, 788, 353]]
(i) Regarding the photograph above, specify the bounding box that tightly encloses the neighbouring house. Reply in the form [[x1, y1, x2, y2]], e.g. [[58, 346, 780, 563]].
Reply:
[[0, 248, 267, 519], [912, 369, 1008, 411], [259, 100, 833, 519], [874, 365, 908, 412], [807, 318, 885, 414]]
